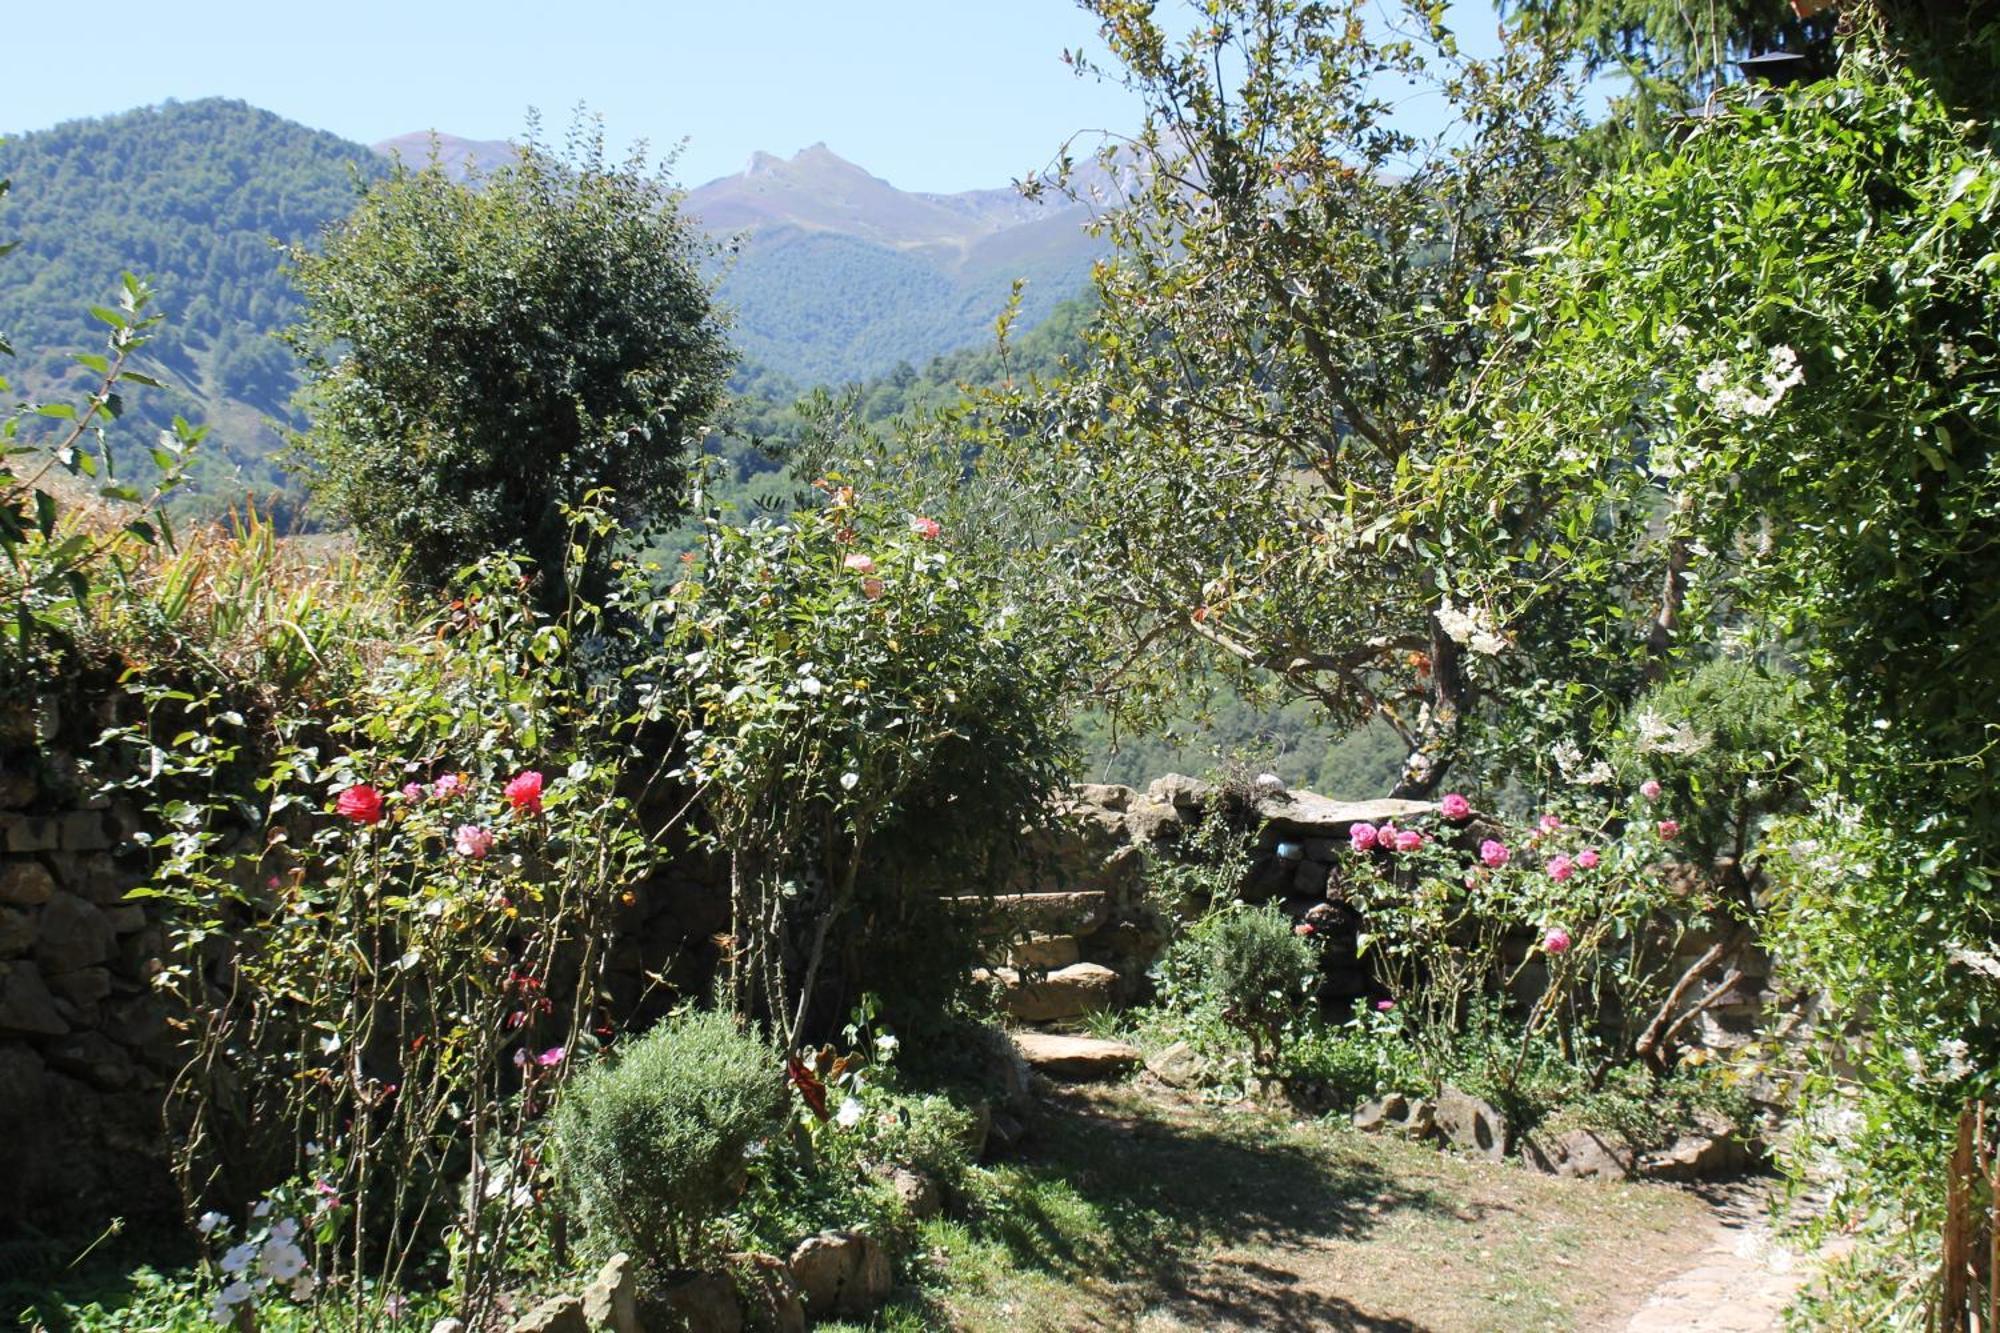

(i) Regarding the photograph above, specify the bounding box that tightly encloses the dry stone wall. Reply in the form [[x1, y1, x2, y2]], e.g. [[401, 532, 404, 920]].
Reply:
[[0, 690, 182, 1234]]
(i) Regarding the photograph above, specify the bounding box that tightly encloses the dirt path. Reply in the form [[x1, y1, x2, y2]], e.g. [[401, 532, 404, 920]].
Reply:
[[925, 1079, 1742, 1331], [1609, 1185, 1814, 1333]]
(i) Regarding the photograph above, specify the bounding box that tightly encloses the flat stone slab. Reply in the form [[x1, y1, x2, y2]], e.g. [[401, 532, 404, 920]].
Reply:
[[947, 891, 1110, 935], [1255, 792, 1437, 836], [1012, 1032, 1142, 1080]]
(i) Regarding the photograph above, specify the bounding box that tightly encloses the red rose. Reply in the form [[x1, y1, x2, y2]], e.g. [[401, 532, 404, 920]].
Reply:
[[336, 784, 384, 824], [504, 770, 545, 814]]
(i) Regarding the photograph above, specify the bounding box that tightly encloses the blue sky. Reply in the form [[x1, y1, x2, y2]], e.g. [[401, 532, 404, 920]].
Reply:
[[2, 1, 1534, 193]]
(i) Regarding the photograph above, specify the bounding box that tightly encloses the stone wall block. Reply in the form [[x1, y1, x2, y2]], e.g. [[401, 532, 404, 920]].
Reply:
[[0, 961, 69, 1036], [59, 811, 111, 852], [1, 816, 59, 854], [0, 907, 34, 958], [35, 893, 114, 974], [0, 858, 56, 906]]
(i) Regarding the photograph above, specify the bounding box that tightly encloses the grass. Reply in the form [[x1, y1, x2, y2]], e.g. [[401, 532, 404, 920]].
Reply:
[[849, 1078, 1715, 1332], [14, 1078, 1720, 1332]]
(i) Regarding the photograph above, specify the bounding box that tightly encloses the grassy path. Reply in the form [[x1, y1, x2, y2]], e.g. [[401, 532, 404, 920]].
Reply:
[[868, 1078, 1740, 1331]]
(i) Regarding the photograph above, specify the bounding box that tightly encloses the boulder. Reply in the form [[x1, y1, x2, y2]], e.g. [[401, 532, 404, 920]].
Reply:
[[511, 1295, 587, 1333], [1352, 1093, 1435, 1138], [1435, 1086, 1509, 1161], [986, 1111, 1027, 1158], [430, 1321, 467, 1333], [730, 1252, 805, 1333], [1352, 1093, 1410, 1134], [890, 1167, 943, 1219], [648, 1271, 741, 1333], [983, 962, 1119, 1023], [1011, 1032, 1142, 1081], [1007, 933, 1081, 971], [1146, 773, 1211, 815], [580, 1253, 639, 1333], [788, 1230, 891, 1317], [1640, 1119, 1754, 1181], [1072, 783, 1134, 812], [1145, 1040, 1207, 1088], [1522, 1128, 1635, 1180]]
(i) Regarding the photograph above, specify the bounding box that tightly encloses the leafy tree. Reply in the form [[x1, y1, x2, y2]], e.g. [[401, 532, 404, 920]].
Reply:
[[1454, 52, 2000, 1312], [286, 121, 732, 598], [981, 0, 1588, 795]]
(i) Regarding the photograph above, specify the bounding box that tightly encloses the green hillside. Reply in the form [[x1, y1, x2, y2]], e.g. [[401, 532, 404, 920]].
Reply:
[[0, 98, 385, 512], [715, 225, 1098, 384]]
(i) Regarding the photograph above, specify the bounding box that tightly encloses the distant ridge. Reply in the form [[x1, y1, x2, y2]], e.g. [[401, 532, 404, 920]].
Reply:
[[371, 131, 516, 181], [678, 142, 1107, 381]]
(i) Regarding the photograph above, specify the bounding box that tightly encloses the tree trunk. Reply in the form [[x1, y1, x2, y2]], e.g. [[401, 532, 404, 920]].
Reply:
[[1390, 618, 1466, 799]]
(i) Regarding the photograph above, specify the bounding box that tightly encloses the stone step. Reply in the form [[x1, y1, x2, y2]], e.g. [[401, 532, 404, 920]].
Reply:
[[1005, 933, 1081, 971], [1011, 1032, 1142, 1081], [973, 961, 1119, 1023], [947, 891, 1109, 936]]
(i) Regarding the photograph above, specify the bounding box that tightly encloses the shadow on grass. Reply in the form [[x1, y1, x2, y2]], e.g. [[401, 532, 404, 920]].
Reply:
[[961, 1084, 1448, 1329]]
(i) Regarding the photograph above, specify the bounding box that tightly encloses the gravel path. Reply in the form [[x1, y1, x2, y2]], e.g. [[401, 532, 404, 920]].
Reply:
[[1618, 1185, 1815, 1332]]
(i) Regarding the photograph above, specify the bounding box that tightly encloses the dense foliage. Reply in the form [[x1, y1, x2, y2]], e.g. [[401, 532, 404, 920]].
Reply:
[[0, 99, 382, 503], [287, 124, 731, 599], [983, 0, 1591, 797], [648, 484, 1079, 1043], [1449, 49, 2000, 1317]]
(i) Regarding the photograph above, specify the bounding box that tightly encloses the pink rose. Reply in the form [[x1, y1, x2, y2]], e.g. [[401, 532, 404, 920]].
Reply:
[[1538, 813, 1563, 835], [432, 773, 467, 799], [1657, 820, 1681, 839], [1394, 829, 1424, 853], [1543, 926, 1572, 954], [1575, 847, 1601, 870], [504, 770, 544, 815], [400, 782, 426, 804], [536, 1046, 566, 1067], [1294, 923, 1316, 936], [909, 515, 942, 540], [1440, 792, 1471, 821], [1479, 839, 1510, 868], [1375, 998, 1395, 1012], [843, 553, 877, 574], [336, 784, 383, 825], [1640, 779, 1662, 800], [1349, 822, 1379, 852], [1547, 853, 1575, 881], [1376, 823, 1400, 855], [454, 825, 495, 859]]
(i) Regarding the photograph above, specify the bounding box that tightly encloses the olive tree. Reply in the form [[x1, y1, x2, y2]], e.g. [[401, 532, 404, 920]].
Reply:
[[287, 121, 731, 600]]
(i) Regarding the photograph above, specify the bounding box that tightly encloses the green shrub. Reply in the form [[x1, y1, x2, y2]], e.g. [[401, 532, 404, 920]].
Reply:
[[1162, 903, 1317, 1076], [553, 1009, 787, 1274]]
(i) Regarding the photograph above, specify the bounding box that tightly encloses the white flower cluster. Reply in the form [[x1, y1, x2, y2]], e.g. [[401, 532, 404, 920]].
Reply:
[[1435, 601, 1506, 656], [1632, 709, 1709, 756], [1549, 740, 1615, 786], [206, 1212, 314, 1325], [1695, 345, 1803, 420], [1902, 1038, 1975, 1085]]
